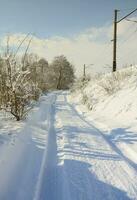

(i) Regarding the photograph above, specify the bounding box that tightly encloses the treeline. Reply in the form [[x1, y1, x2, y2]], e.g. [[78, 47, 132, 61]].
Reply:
[[0, 52, 75, 121]]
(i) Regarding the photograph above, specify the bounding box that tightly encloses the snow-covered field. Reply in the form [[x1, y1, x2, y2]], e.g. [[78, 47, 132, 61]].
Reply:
[[0, 74, 137, 199]]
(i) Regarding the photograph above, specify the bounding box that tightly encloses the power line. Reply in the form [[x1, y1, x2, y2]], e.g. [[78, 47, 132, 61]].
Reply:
[[118, 48, 137, 64], [118, 26, 137, 47], [126, 18, 137, 23], [93, 42, 112, 63], [112, 8, 137, 72]]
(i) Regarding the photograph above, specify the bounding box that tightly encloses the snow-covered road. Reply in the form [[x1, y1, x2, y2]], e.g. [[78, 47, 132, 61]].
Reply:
[[0, 91, 137, 200]]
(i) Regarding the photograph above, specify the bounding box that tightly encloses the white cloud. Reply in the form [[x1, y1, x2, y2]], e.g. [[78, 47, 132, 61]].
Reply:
[[1, 19, 137, 76]]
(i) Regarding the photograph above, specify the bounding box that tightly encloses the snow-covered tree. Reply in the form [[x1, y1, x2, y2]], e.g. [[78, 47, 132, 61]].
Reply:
[[50, 55, 75, 90]]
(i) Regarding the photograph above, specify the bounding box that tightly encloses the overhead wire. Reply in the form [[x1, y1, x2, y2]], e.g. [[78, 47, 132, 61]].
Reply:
[[117, 19, 137, 65]]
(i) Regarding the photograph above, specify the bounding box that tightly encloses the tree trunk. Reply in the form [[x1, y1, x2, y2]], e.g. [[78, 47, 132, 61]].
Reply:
[[56, 68, 62, 90]]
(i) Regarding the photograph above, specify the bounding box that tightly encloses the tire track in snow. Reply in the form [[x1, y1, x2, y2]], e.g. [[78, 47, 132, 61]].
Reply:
[[34, 94, 58, 200], [33, 91, 137, 199]]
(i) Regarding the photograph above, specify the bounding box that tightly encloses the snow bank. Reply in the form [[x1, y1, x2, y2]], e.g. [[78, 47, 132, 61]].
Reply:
[[70, 66, 137, 165]]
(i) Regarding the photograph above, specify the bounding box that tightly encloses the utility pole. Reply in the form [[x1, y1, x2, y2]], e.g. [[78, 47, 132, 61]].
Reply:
[[112, 8, 137, 72], [83, 64, 94, 80], [113, 10, 118, 72], [83, 64, 86, 77]]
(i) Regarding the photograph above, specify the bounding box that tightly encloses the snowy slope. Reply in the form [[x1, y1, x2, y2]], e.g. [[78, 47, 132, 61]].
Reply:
[[69, 66, 137, 168]]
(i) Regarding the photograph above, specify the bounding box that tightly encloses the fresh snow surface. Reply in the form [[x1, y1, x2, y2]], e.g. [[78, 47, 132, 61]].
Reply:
[[0, 91, 137, 199], [70, 67, 137, 167]]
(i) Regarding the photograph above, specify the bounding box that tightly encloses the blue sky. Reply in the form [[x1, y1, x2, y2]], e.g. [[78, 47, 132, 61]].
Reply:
[[0, 0, 137, 75], [0, 0, 137, 38]]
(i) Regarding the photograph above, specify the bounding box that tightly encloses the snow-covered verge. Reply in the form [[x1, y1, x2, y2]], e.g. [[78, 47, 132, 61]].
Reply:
[[0, 93, 54, 200], [69, 66, 137, 166]]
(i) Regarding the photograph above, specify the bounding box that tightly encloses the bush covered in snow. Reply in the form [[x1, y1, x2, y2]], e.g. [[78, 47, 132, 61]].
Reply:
[[0, 37, 75, 120], [71, 66, 137, 111]]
